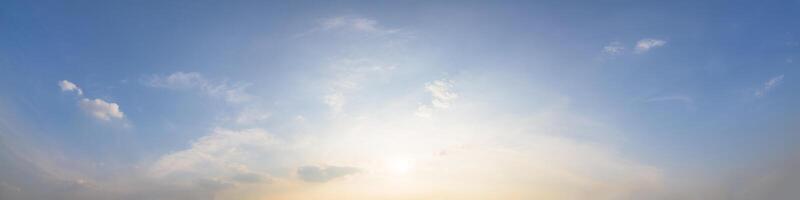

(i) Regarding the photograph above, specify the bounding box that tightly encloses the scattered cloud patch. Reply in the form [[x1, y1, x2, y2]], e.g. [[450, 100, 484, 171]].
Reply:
[[416, 79, 458, 118], [296, 16, 401, 38], [79, 98, 125, 121], [232, 109, 271, 125], [320, 16, 397, 34], [602, 41, 626, 55], [322, 58, 396, 112], [635, 38, 667, 53], [297, 165, 360, 183], [324, 92, 346, 112], [144, 72, 252, 103], [755, 75, 785, 97], [58, 80, 83, 95]]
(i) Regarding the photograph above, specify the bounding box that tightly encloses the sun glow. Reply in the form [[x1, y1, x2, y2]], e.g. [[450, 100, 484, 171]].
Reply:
[[387, 157, 414, 175]]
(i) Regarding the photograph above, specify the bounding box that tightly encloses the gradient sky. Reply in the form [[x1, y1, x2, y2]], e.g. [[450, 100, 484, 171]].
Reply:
[[1, 1, 800, 199]]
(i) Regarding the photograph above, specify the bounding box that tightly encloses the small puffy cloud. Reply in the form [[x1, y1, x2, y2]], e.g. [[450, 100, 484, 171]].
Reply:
[[602, 41, 626, 55], [78, 98, 125, 121], [416, 78, 458, 118], [144, 72, 252, 103], [297, 165, 360, 183], [58, 80, 83, 95], [58, 80, 126, 122], [635, 38, 667, 53], [755, 75, 785, 97]]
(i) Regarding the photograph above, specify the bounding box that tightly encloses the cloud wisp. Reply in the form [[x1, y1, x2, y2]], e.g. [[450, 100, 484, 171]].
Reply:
[[602, 41, 626, 55], [297, 16, 400, 38], [143, 72, 252, 103], [416, 78, 458, 118], [755, 75, 785, 97], [635, 38, 667, 53]]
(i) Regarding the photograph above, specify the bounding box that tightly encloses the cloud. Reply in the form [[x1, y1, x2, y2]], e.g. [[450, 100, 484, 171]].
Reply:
[[149, 128, 278, 185], [635, 38, 667, 53], [754, 75, 785, 97], [416, 78, 458, 117], [322, 58, 396, 112], [58, 80, 83, 95], [232, 109, 271, 125], [79, 98, 125, 121], [57, 80, 126, 122], [602, 41, 626, 55], [297, 165, 360, 183], [144, 72, 252, 103], [316, 16, 398, 34], [324, 92, 346, 112]]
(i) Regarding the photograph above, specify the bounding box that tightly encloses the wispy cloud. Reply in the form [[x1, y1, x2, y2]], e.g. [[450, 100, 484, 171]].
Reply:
[[602, 41, 626, 55], [322, 58, 396, 112], [416, 78, 458, 118], [635, 38, 667, 53], [296, 16, 400, 38], [755, 75, 785, 97], [143, 72, 252, 103], [149, 128, 276, 186]]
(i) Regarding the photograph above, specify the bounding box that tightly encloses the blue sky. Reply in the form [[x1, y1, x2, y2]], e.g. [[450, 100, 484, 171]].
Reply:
[[1, 1, 800, 199]]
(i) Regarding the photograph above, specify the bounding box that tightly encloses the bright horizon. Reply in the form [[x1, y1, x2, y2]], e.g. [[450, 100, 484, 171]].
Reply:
[[1, 1, 799, 199]]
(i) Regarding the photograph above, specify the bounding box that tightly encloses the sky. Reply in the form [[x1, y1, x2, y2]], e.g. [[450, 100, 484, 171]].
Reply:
[[1, 1, 800, 199]]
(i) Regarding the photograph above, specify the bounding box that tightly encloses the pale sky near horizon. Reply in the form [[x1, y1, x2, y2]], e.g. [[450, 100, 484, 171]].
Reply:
[[1, 1, 800, 199]]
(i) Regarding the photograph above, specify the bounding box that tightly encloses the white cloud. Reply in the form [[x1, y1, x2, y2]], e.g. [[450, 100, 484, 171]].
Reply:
[[59, 80, 83, 95], [57, 80, 126, 122], [755, 75, 785, 97], [635, 38, 667, 53], [78, 98, 125, 121], [416, 78, 458, 117], [144, 72, 252, 103], [149, 128, 278, 185], [602, 41, 626, 55]]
